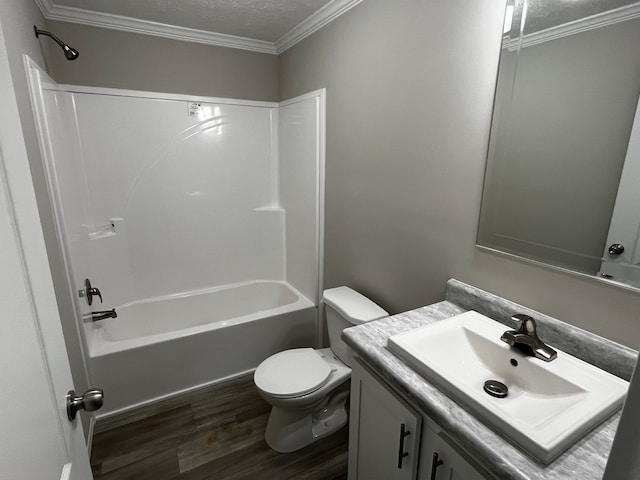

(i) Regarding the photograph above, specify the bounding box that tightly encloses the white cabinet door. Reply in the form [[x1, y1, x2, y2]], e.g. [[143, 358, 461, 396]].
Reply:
[[349, 359, 422, 480], [419, 422, 490, 480]]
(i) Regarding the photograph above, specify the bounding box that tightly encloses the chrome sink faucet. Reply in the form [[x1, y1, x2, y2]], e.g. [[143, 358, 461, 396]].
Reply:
[[500, 314, 557, 362]]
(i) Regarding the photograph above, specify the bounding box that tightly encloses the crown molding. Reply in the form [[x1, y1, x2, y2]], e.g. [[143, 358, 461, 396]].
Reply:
[[35, 0, 277, 54], [35, 0, 363, 55], [506, 2, 640, 51], [275, 0, 363, 53]]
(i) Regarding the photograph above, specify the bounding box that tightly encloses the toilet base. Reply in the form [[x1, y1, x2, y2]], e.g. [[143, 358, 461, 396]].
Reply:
[[264, 388, 350, 453]]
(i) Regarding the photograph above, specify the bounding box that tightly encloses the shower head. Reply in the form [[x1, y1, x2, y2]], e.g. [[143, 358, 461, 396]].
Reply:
[[34, 26, 79, 61]]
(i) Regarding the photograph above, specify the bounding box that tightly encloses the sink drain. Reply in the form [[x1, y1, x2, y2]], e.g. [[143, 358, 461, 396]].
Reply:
[[484, 380, 508, 398]]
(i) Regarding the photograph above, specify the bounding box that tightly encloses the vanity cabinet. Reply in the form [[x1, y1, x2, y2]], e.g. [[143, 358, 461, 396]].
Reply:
[[349, 358, 493, 480]]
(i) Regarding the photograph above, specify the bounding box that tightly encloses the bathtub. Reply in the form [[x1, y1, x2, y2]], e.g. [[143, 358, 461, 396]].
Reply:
[[86, 281, 317, 415]]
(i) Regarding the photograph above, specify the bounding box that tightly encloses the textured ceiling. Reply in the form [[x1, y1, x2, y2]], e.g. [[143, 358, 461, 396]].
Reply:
[[51, 0, 335, 42]]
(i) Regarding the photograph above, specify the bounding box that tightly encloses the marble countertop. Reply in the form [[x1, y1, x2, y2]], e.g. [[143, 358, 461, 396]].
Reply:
[[341, 279, 638, 480]]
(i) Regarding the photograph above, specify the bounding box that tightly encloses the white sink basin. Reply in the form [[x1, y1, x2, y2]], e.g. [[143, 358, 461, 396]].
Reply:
[[387, 311, 628, 464]]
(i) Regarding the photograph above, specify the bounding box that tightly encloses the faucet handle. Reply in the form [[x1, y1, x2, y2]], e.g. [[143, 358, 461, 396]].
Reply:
[[80, 278, 103, 306], [511, 313, 537, 335]]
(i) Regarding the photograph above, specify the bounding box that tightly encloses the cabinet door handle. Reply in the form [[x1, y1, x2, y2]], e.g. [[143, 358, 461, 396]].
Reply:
[[397, 423, 411, 469], [430, 452, 444, 480]]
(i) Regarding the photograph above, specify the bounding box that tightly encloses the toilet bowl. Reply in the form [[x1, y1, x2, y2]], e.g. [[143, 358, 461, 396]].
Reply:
[[254, 286, 388, 453]]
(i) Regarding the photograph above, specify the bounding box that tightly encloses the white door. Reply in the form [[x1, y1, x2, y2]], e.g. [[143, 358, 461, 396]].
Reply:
[[600, 96, 640, 287], [0, 20, 93, 480]]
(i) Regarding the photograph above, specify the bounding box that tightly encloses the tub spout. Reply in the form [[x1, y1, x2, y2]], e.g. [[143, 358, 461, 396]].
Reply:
[[84, 309, 117, 323]]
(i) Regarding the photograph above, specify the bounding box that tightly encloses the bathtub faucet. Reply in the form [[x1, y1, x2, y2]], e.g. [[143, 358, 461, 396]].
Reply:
[[84, 309, 118, 323]]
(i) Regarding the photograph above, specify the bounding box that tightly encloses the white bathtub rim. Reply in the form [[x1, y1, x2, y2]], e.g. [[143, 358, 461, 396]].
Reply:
[[116, 279, 307, 309], [88, 300, 313, 357], [94, 367, 256, 421], [85, 280, 315, 358]]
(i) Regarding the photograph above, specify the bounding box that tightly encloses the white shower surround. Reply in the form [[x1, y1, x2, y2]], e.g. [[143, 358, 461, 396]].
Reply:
[[27, 59, 325, 415], [69, 87, 319, 307]]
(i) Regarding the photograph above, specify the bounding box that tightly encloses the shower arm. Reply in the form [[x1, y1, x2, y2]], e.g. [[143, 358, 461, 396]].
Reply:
[[34, 25, 79, 61], [34, 26, 66, 48]]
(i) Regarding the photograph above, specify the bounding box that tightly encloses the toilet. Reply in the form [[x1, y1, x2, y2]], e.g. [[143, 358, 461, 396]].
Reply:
[[254, 286, 388, 453]]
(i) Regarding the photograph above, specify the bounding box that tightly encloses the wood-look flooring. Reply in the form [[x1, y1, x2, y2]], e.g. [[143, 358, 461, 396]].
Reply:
[[90, 374, 349, 480]]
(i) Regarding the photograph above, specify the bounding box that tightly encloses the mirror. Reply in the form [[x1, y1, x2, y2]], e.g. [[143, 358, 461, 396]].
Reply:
[[478, 0, 640, 289]]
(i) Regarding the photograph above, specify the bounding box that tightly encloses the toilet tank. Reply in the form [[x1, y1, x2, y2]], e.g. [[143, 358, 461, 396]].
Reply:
[[322, 286, 388, 366]]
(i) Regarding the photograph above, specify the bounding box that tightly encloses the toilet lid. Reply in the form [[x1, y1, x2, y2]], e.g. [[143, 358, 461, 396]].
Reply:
[[254, 348, 332, 398]]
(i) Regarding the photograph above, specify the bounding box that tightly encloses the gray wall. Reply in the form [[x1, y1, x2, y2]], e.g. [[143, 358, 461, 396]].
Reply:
[[0, 0, 91, 436], [479, 19, 640, 274], [279, 0, 640, 348], [45, 21, 279, 101]]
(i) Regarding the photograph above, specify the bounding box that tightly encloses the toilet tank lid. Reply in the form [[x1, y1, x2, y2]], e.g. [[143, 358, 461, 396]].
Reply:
[[322, 286, 388, 324]]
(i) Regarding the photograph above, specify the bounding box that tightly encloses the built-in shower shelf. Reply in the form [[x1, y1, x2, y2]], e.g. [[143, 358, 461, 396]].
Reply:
[[85, 217, 123, 240], [253, 206, 285, 212]]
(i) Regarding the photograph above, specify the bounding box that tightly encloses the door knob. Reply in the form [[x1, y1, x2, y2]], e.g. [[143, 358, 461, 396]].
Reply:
[[608, 243, 625, 255], [66, 388, 104, 421]]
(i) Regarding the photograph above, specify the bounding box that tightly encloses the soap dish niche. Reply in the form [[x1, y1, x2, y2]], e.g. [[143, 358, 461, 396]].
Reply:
[[85, 217, 123, 240]]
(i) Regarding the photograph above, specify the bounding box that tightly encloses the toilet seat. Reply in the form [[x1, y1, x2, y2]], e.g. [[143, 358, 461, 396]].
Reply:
[[254, 348, 333, 399]]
